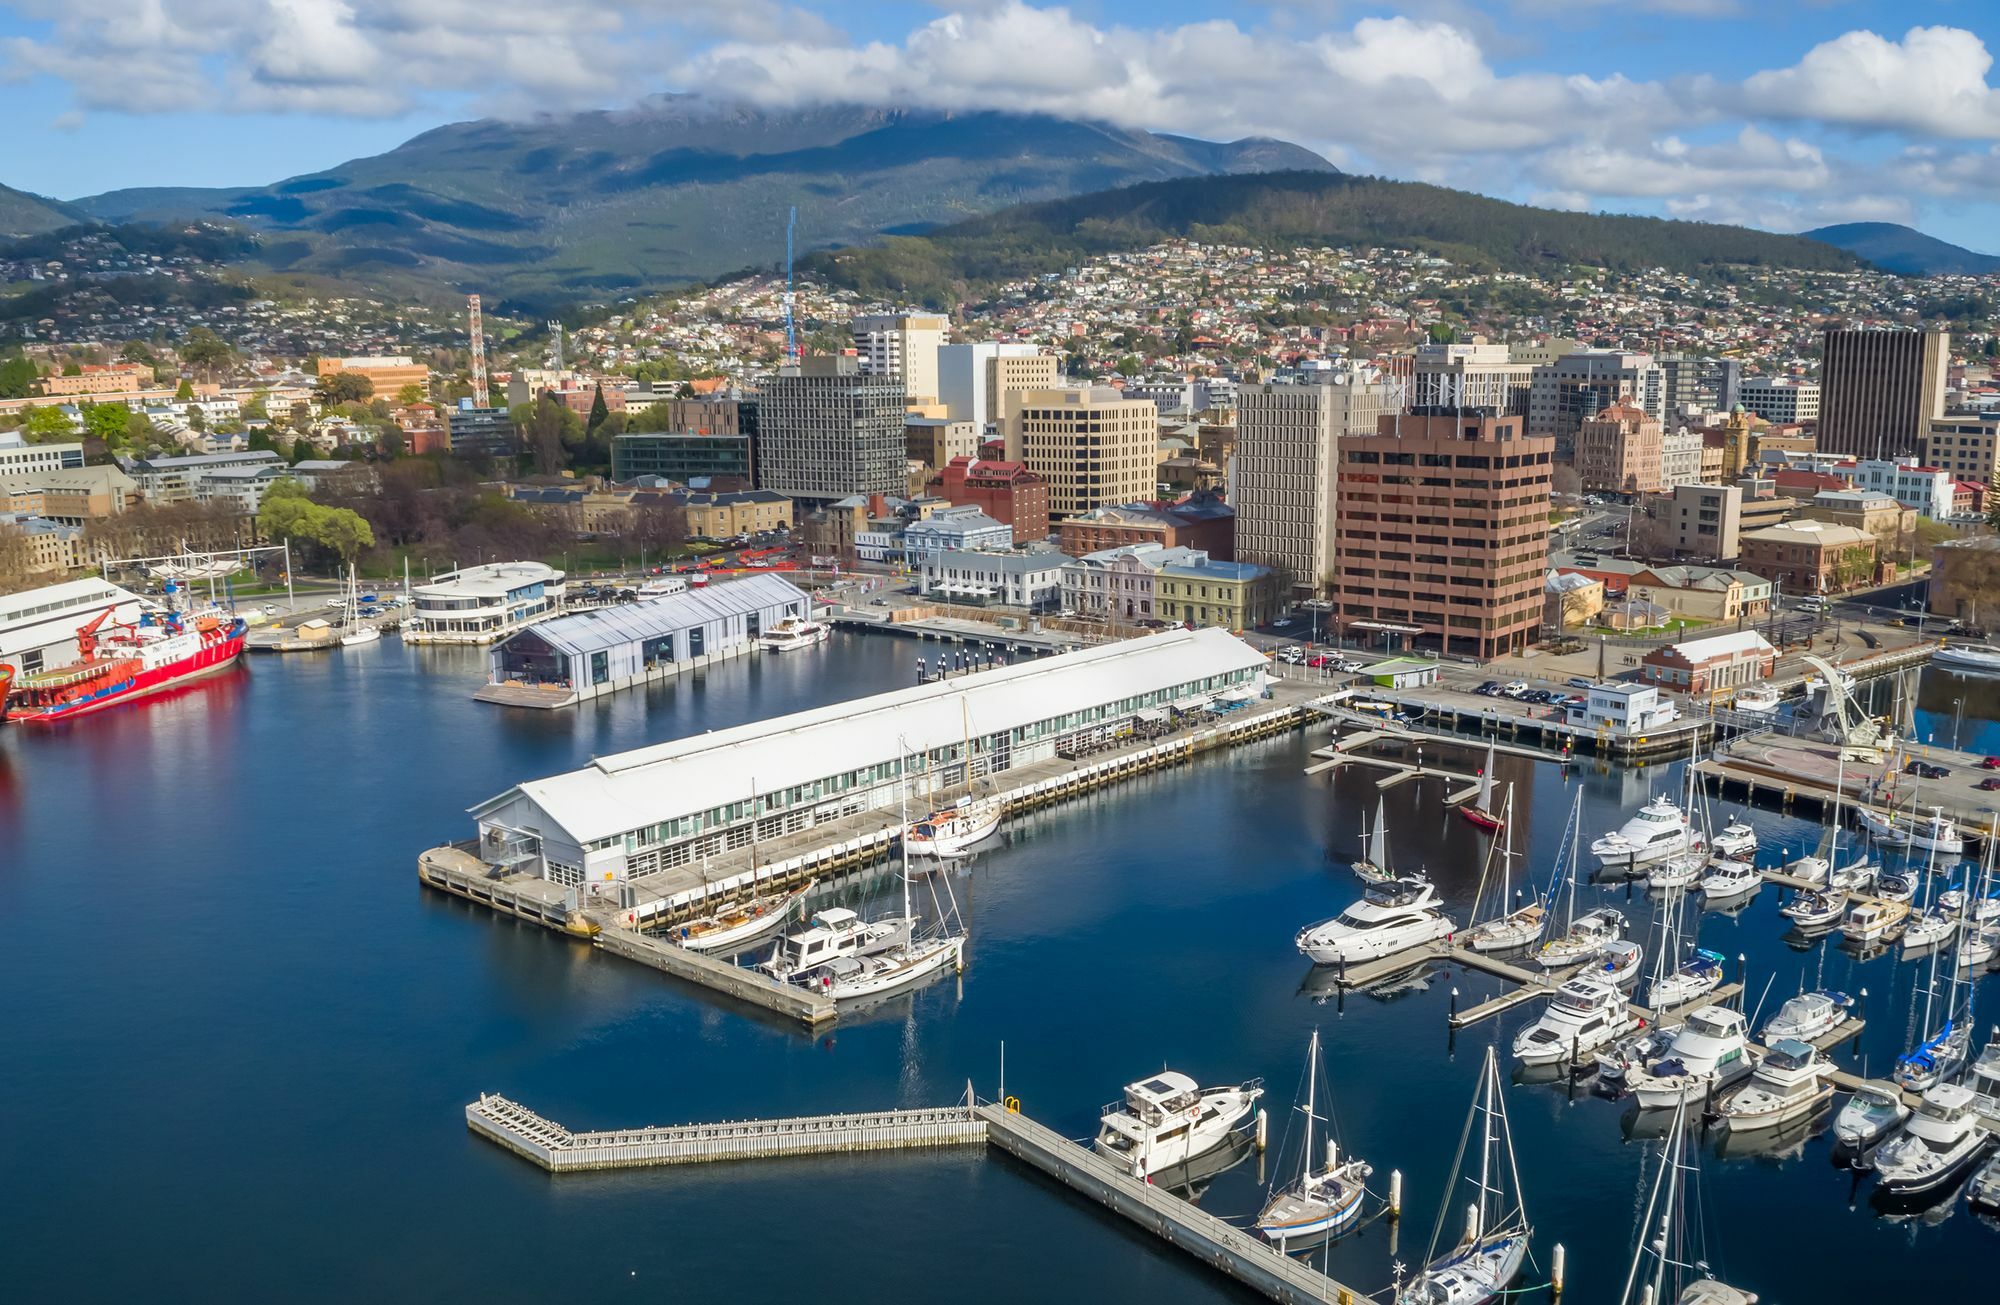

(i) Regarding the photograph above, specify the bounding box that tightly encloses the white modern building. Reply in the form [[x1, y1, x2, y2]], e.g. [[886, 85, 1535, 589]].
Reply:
[[1660, 427, 1704, 487], [485, 574, 811, 705], [1234, 374, 1391, 598], [851, 312, 947, 404], [468, 627, 1270, 887], [404, 561, 567, 645], [1851, 457, 1955, 519], [193, 464, 285, 513], [0, 577, 146, 674], [1564, 682, 1680, 736], [902, 505, 1012, 566], [937, 342, 1057, 432], [917, 548, 1071, 611], [1738, 378, 1820, 425], [122, 450, 285, 504], [0, 434, 85, 479]]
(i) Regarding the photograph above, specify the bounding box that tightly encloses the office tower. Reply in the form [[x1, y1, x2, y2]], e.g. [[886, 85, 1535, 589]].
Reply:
[[1412, 342, 1533, 416], [1816, 329, 1950, 458], [1234, 375, 1392, 599], [1528, 350, 1664, 459], [1574, 403, 1665, 494], [755, 355, 908, 503], [937, 343, 1059, 431], [851, 313, 948, 405], [1738, 378, 1820, 425], [1334, 410, 1553, 660], [1657, 354, 1704, 421], [1003, 386, 1157, 518]]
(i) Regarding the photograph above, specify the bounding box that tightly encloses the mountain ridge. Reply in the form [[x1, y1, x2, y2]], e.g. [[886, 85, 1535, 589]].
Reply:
[[1802, 223, 2000, 277], [0, 182, 82, 237]]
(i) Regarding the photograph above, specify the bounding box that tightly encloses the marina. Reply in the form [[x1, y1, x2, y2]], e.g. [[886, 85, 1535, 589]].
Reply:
[[9, 624, 2000, 1303]]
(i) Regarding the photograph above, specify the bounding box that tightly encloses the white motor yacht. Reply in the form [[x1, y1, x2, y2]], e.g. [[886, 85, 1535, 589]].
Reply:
[[1856, 807, 1912, 848], [802, 933, 965, 1001], [1720, 1039, 1834, 1133], [1094, 1071, 1263, 1176], [1873, 1083, 1994, 1198], [1296, 878, 1456, 966], [756, 618, 830, 652], [1700, 859, 1762, 901], [757, 907, 909, 981], [1596, 1021, 1680, 1084], [1964, 1029, 2000, 1127], [1626, 1006, 1758, 1110], [1511, 977, 1637, 1067], [1833, 1082, 1910, 1159], [1908, 809, 1966, 857], [1932, 643, 2000, 673], [1732, 684, 1781, 718], [1759, 990, 1852, 1044], [1901, 909, 1959, 952], [1711, 819, 1758, 860], [1779, 852, 1829, 888], [1646, 854, 1703, 891], [1592, 796, 1696, 871], [904, 794, 1004, 858], [1969, 1154, 2000, 1211], [1535, 907, 1625, 969]]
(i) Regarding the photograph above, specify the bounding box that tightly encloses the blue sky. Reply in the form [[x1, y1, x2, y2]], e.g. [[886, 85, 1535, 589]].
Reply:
[[3, 1, 1999, 250]]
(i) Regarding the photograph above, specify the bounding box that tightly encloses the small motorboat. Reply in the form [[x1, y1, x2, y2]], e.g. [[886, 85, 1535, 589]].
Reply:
[[1780, 890, 1843, 930], [1908, 808, 1967, 857], [1968, 1153, 2000, 1211], [1700, 859, 1762, 901], [1828, 858, 1879, 893], [1647, 947, 1725, 1010], [1782, 851, 1831, 888], [1833, 1082, 1910, 1161], [1732, 684, 1781, 718], [1711, 819, 1758, 860], [1932, 643, 2000, 673], [1593, 937, 1645, 987], [1842, 898, 1909, 943], [1720, 1039, 1834, 1133], [1760, 990, 1852, 1044], [1647, 854, 1703, 891], [1875, 873, 1915, 904], [1874, 1084, 1994, 1199]]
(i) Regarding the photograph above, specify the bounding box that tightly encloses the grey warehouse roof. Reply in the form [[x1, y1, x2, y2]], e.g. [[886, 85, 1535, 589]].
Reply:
[[501, 573, 809, 657]]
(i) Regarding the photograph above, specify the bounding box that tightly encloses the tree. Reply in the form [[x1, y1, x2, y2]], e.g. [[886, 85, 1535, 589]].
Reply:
[[180, 326, 232, 374], [318, 372, 375, 405], [522, 394, 576, 475], [395, 382, 427, 408], [1986, 480, 2000, 532], [60, 360, 82, 377], [256, 479, 375, 566], [1115, 355, 1142, 377], [587, 384, 610, 432], [175, 379, 195, 402], [83, 404, 130, 446], [119, 341, 156, 367], [0, 355, 39, 399], [124, 411, 155, 448], [21, 406, 72, 442]]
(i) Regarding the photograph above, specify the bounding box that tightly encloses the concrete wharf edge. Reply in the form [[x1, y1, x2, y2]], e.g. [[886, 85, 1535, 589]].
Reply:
[[466, 1093, 1372, 1305]]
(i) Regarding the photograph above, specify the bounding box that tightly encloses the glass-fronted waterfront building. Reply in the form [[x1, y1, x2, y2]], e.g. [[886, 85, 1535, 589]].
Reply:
[[471, 627, 1269, 887], [404, 561, 566, 645]]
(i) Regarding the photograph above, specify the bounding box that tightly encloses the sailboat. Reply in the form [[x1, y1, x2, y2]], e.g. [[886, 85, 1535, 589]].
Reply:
[[1643, 889, 1724, 1010], [1466, 786, 1546, 953], [339, 564, 380, 646], [1254, 1029, 1373, 1248], [1352, 797, 1397, 885], [1459, 742, 1504, 831], [811, 783, 968, 1000], [1396, 1046, 1532, 1305], [1536, 791, 1627, 969], [904, 699, 1004, 858], [1784, 751, 1873, 890], [1901, 826, 1960, 953], [1618, 1098, 1759, 1305], [1895, 929, 1974, 1092]]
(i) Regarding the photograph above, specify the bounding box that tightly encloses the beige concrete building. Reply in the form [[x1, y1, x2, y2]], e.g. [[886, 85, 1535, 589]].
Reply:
[[1798, 489, 1915, 556], [988, 351, 1062, 429], [1632, 483, 1744, 561], [1816, 328, 1949, 458], [906, 417, 980, 469], [1233, 376, 1390, 598], [1739, 519, 1882, 596], [852, 313, 947, 406], [316, 355, 430, 397], [1004, 386, 1158, 519], [1921, 415, 2000, 485], [1575, 401, 1665, 495]]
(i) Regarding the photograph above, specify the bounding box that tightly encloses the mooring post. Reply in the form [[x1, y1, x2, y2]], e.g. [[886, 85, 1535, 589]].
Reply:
[[1551, 1243, 1567, 1297], [1254, 1108, 1268, 1153], [1388, 1168, 1403, 1218]]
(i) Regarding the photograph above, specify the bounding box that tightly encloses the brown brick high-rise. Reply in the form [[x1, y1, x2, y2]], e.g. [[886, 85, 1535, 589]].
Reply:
[[1334, 410, 1553, 661]]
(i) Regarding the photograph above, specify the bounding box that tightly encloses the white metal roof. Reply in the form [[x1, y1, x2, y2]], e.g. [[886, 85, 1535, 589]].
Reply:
[[1665, 630, 1775, 660], [481, 626, 1265, 843], [505, 574, 807, 657]]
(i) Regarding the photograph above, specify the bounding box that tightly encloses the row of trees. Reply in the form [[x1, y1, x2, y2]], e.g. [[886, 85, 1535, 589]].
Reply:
[[256, 480, 376, 568]]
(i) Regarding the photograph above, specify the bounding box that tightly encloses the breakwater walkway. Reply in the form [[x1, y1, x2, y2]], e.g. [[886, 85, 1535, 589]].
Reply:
[[467, 1092, 1375, 1305]]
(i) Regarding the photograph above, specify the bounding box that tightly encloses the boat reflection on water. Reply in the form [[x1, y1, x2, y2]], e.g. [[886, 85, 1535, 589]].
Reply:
[[1294, 960, 1441, 1006], [1143, 1128, 1260, 1203], [1711, 1112, 1827, 1162], [1780, 921, 1840, 952]]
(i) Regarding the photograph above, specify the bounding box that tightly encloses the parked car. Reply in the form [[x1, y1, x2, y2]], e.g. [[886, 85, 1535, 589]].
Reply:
[[1273, 618, 1293, 628], [1568, 676, 1595, 689], [1307, 654, 1336, 668], [1474, 681, 1501, 696], [1501, 681, 1529, 698], [1277, 649, 1306, 665], [1905, 760, 1950, 779], [1980, 757, 2000, 770], [1979, 777, 2000, 792]]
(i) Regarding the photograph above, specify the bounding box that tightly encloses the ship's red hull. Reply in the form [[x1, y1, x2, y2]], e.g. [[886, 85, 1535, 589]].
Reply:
[[9, 628, 246, 725], [1459, 806, 1506, 832]]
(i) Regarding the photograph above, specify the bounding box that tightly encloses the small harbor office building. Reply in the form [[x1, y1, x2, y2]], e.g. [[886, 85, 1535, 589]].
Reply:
[[403, 561, 566, 645], [487, 574, 811, 701], [471, 626, 1270, 887]]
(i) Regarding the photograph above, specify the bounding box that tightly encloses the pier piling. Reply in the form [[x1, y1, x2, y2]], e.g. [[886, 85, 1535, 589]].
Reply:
[[1388, 1168, 1402, 1218]]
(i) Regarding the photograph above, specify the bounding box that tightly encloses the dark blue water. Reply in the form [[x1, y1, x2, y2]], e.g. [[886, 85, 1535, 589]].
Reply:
[[2, 637, 1994, 1302]]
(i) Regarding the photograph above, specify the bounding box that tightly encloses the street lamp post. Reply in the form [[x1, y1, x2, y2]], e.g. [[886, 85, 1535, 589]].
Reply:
[[1954, 697, 1964, 752]]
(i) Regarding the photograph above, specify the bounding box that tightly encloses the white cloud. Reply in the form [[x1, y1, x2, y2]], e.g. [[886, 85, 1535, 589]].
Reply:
[[1664, 191, 1915, 232], [1738, 26, 2000, 139], [1528, 189, 1592, 212], [1535, 128, 1829, 199]]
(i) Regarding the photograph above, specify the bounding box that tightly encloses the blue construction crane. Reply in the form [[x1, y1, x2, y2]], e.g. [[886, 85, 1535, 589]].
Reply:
[[783, 206, 798, 360]]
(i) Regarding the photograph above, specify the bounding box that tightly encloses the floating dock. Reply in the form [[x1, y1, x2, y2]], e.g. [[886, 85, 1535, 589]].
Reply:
[[467, 1092, 1374, 1305]]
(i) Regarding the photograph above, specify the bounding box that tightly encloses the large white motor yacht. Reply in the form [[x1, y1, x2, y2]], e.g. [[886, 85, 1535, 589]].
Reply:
[[1591, 796, 1696, 870], [1511, 977, 1637, 1068], [1625, 1006, 1757, 1110], [757, 618, 830, 652], [1873, 1083, 1994, 1198], [1296, 878, 1456, 966], [1094, 1071, 1263, 1176]]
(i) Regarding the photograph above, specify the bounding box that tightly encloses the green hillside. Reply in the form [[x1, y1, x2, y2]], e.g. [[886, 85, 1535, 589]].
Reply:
[[0, 183, 81, 237], [805, 171, 1867, 304], [1804, 223, 2000, 277]]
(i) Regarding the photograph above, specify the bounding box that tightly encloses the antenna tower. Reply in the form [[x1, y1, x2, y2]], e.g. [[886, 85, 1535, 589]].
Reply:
[[548, 320, 565, 371], [783, 205, 798, 361], [467, 294, 489, 407]]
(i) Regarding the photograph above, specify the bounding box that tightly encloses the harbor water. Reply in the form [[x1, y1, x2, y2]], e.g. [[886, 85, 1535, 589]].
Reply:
[[2, 635, 1996, 1301]]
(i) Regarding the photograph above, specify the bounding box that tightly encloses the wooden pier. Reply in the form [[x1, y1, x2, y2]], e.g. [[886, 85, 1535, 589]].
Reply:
[[467, 1092, 1375, 1305]]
